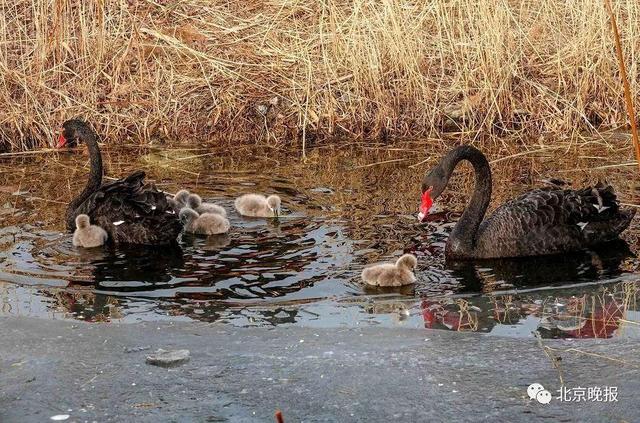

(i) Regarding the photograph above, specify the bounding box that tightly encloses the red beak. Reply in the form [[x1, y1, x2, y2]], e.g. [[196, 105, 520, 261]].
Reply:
[[418, 188, 433, 221], [56, 133, 67, 148]]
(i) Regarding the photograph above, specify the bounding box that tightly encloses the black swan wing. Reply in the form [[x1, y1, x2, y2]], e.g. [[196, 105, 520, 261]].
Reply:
[[476, 184, 634, 258], [72, 171, 183, 245], [71, 171, 145, 219]]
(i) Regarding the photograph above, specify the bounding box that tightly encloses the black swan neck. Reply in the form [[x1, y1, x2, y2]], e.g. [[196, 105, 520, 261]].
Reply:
[[443, 146, 492, 256], [67, 128, 103, 223]]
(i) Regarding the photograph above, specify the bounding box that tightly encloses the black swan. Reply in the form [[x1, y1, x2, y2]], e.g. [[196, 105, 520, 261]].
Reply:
[[419, 145, 635, 259], [58, 119, 183, 245]]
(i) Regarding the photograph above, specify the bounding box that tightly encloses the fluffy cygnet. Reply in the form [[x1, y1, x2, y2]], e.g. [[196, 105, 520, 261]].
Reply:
[[361, 254, 418, 287], [234, 194, 281, 217], [179, 208, 230, 235], [173, 189, 191, 207], [72, 214, 108, 248], [187, 194, 227, 216]]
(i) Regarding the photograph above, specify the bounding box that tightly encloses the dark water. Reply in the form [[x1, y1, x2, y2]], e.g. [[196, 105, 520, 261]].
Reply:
[[1, 143, 639, 339]]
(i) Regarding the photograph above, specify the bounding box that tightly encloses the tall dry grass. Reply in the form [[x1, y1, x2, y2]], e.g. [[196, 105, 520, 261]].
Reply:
[[0, 0, 639, 151]]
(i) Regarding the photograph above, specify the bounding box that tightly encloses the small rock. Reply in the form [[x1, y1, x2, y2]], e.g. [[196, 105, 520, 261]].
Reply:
[[256, 104, 269, 116], [145, 349, 190, 367], [398, 309, 410, 320], [50, 415, 70, 421]]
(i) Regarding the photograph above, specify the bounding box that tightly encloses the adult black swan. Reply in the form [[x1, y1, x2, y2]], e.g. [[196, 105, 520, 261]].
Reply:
[[419, 145, 635, 259], [57, 119, 182, 245]]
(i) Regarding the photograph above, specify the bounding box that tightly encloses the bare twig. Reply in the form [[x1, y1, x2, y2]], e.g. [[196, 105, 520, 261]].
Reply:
[[534, 331, 565, 385]]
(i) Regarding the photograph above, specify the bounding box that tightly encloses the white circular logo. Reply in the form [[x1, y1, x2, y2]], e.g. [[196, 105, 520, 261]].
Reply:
[[536, 390, 552, 404], [527, 383, 545, 400]]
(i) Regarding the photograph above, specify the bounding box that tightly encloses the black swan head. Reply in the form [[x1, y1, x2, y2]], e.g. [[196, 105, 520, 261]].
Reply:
[[57, 119, 94, 148], [418, 146, 483, 222], [422, 164, 449, 200]]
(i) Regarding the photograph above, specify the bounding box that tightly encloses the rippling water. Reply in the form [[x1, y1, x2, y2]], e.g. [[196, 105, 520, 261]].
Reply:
[[1, 141, 639, 339]]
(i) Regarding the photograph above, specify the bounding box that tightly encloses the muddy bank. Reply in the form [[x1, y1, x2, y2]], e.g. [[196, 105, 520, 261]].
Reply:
[[1, 317, 639, 422]]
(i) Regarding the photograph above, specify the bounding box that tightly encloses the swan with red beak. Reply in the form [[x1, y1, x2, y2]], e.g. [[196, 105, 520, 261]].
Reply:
[[417, 145, 635, 259], [56, 119, 183, 245]]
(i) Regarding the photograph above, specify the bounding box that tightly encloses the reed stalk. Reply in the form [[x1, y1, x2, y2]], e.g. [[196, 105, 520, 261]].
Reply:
[[604, 0, 640, 171]]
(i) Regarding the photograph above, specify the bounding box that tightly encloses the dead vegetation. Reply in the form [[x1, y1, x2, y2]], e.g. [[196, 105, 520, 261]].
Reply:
[[0, 0, 639, 151]]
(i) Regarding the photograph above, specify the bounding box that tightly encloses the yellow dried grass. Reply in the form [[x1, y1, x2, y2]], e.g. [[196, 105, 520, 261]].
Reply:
[[0, 0, 638, 151]]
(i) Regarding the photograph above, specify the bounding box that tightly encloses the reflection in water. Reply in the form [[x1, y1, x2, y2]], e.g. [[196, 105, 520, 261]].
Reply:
[[420, 282, 638, 339], [416, 241, 638, 339], [88, 244, 185, 287], [0, 143, 639, 338], [444, 240, 634, 293]]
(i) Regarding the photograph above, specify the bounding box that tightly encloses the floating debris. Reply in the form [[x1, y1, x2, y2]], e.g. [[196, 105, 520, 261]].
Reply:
[[124, 345, 151, 353]]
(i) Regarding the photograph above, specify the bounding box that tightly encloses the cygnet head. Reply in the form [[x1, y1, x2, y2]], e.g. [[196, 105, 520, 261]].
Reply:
[[179, 207, 199, 224], [396, 254, 417, 270], [75, 214, 90, 229], [186, 193, 203, 209], [266, 195, 281, 216], [174, 189, 190, 206]]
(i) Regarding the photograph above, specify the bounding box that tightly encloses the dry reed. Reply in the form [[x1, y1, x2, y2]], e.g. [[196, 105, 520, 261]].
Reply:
[[604, 0, 640, 169], [0, 0, 639, 152]]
